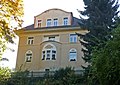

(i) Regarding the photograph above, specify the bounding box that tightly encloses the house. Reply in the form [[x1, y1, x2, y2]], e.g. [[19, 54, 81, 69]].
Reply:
[[15, 8, 87, 72]]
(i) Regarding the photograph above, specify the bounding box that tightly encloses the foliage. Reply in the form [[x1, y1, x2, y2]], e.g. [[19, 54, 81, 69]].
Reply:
[[53, 67, 79, 85], [79, 0, 119, 63], [35, 67, 76, 85], [91, 25, 120, 85], [8, 70, 31, 85], [5, 70, 37, 85], [0, 67, 11, 85], [0, 0, 24, 57], [77, 0, 119, 83], [0, 67, 86, 85], [35, 67, 86, 85]]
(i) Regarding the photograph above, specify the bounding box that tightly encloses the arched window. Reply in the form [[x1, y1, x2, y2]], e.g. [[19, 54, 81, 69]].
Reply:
[[25, 50, 33, 62], [69, 48, 77, 61], [42, 43, 56, 60]]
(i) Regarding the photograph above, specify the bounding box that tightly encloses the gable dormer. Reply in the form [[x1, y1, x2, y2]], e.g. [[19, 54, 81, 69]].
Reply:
[[34, 8, 73, 28]]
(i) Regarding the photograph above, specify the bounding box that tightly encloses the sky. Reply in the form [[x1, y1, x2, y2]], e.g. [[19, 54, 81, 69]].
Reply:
[[23, 0, 84, 27], [1, 0, 84, 69]]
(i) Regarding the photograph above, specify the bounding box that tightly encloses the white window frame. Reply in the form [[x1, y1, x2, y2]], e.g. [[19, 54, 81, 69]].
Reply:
[[46, 50, 51, 60], [43, 35, 59, 42], [42, 43, 56, 60], [25, 50, 33, 62], [51, 50, 56, 60], [69, 34, 77, 43], [46, 19, 52, 27], [53, 18, 58, 26], [42, 51, 45, 60], [27, 37, 34, 45], [69, 49, 77, 61], [49, 36, 55, 41], [63, 17, 68, 25]]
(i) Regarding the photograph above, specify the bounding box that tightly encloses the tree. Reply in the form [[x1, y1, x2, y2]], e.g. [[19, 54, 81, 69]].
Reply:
[[0, 0, 23, 84], [0, 0, 24, 58], [91, 25, 120, 85], [0, 67, 11, 85], [36, 67, 86, 85], [77, 0, 119, 83], [79, 0, 119, 63]]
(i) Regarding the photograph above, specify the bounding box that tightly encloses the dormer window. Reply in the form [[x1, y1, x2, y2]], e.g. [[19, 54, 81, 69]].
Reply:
[[38, 20, 42, 27], [63, 17, 68, 25], [47, 19, 52, 27], [53, 18, 58, 26]]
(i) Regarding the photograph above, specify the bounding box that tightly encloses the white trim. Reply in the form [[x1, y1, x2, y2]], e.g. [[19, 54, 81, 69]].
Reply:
[[53, 18, 58, 26], [43, 35, 60, 42], [63, 17, 68, 25], [42, 43, 57, 60], [69, 48, 77, 61], [46, 19, 52, 27], [69, 34, 77, 43], [25, 50, 33, 62], [27, 36, 34, 45]]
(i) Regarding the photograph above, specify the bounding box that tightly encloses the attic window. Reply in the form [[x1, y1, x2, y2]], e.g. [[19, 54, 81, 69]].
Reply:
[[38, 20, 42, 27], [46, 19, 52, 27], [53, 18, 58, 26], [63, 17, 68, 25]]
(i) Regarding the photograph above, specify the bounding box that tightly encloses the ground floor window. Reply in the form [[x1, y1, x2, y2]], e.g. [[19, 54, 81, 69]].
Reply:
[[69, 48, 77, 61], [25, 50, 33, 62]]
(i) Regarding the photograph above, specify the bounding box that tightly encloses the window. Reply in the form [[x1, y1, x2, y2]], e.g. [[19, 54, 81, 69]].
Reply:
[[46, 50, 51, 60], [70, 34, 77, 43], [49, 36, 55, 41], [69, 49, 77, 61], [47, 19, 52, 27], [63, 17, 68, 25], [43, 35, 59, 42], [27, 37, 34, 45], [25, 50, 32, 62], [52, 50, 56, 60], [45, 69, 50, 72], [38, 20, 42, 27], [53, 19, 58, 26], [42, 43, 56, 60], [42, 51, 45, 60]]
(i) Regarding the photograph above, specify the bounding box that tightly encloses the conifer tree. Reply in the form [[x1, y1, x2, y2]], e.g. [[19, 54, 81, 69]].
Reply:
[[77, 0, 119, 81]]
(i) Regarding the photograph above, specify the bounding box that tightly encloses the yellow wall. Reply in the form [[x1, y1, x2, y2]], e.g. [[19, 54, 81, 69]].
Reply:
[[34, 9, 72, 28], [16, 27, 88, 71], [15, 9, 88, 71]]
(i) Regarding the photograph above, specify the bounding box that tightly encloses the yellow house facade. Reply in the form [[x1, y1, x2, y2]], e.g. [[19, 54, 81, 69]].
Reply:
[[15, 8, 87, 72]]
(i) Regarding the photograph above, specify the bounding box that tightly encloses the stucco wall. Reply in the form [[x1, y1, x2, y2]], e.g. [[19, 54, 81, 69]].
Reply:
[[15, 9, 88, 71], [34, 9, 72, 28], [16, 27, 87, 71]]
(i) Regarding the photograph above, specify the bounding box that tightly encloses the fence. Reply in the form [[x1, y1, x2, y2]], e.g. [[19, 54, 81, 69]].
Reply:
[[27, 70, 84, 77]]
